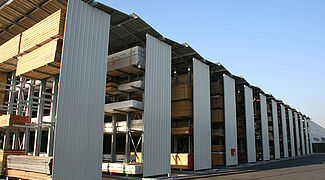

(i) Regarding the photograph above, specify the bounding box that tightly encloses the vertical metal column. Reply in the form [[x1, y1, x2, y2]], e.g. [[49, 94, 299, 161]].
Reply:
[[271, 100, 280, 159], [288, 109, 295, 157], [304, 117, 310, 154], [16, 78, 25, 115], [34, 79, 46, 156], [294, 112, 301, 156], [299, 115, 305, 155], [8, 71, 16, 114], [281, 105, 288, 158], [47, 76, 58, 156], [23, 80, 34, 155], [244, 85, 256, 163], [12, 129, 19, 149], [260, 94, 269, 161], [3, 130, 11, 149], [125, 90, 131, 163], [111, 96, 117, 163]]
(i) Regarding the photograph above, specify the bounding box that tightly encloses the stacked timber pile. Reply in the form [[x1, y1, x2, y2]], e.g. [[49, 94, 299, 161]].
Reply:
[[0, 34, 21, 71], [236, 89, 247, 163], [0, 150, 24, 175], [254, 98, 263, 161], [210, 78, 225, 166], [0, 114, 29, 127], [277, 102, 284, 158], [6, 155, 52, 179], [14, 9, 66, 80], [171, 73, 194, 169], [285, 108, 292, 156], [267, 101, 275, 159]]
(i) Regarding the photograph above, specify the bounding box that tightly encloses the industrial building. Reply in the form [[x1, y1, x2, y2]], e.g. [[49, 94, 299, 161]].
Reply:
[[0, 0, 314, 179]]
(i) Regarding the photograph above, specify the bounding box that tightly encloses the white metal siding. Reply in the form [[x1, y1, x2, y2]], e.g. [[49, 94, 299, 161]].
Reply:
[[53, 0, 110, 179], [304, 118, 310, 154], [143, 34, 171, 177], [300, 115, 306, 155], [272, 100, 280, 159], [294, 112, 301, 156], [244, 85, 256, 163], [193, 59, 211, 171], [281, 105, 289, 158], [224, 74, 238, 166], [288, 109, 296, 156], [260, 94, 270, 161]]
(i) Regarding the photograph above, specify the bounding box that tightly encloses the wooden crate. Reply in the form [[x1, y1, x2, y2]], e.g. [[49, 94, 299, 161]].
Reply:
[[0, 34, 21, 71], [172, 84, 192, 101], [20, 9, 65, 54], [171, 127, 193, 135], [171, 100, 192, 119], [6, 169, 52, 180], [211, 145, 225, 152], [171, 153, 193, 169], [0, 150, 25, 175], [211, 109, 224, 123], [211, 95, 224, 109], [212, 152, 225, 166], [0, 114, 29, 127], [16, 39, 62, 79]]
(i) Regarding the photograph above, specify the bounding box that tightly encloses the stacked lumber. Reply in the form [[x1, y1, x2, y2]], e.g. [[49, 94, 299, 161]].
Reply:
[[106, 80, 144, 95], [211, 109, 224, 123], [212, 128, 225, 137], [211, 95, 224, 109], [0, 150, 24, 175], [171, 100, 192, 118], [0, 114, 29, 127], [106, 82, 118, 94], [16, 38, 63, 79], [104, 100, 144, 113], [6, 169, 51, 180], [107, 46, 145, 76], [171, 127, 193, 135], [171, 153, 193, 169], [7, 155, 52, 175], [0, 34, 21, 71], [172, 84, 192, 101], [236, 89, 247, 163], [102, 162, 143, 175], [212, 152, 225, 166], [211, 145, 225, 152], [0, 72, 6, 115], [104, 119, 143, 133], [20, 9, 65, 54], [267, 100, 275, 159], [172, 74, 192, 87]]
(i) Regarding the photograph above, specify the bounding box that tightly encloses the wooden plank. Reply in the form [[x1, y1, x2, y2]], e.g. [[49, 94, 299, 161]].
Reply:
[[0, 150, 25, 175], [0, 114, 29, 127], [170, 153, 193, 169], [171, 100, 192, 119], [171, 127, 193, 135], [211, 95, 224, 109], [6, 169, 52, 180], [211, 109, 224, 123], [20, 9, 66, 53], [16, 39, 62, 79], [211, 145, 225, 152], [172, 84, 192, 101], [7, 155, 52, 174], [0, 34, 21, 71]]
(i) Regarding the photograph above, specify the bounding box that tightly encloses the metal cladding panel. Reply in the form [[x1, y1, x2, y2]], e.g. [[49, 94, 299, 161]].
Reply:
[[224, 74, 238, 166], [288, 109, 296, 156], [143, 34, 171, 177], [272, 100, 280, 159], [53, 0, 110, 179], [281, 105, 289, 157], [294, 112, 301, 156], [193, 59, 211, 171], [260, 94, 270, 161], [300, 115, 306, 155], [244, 85, 256, 163], [308, 119, 313, 154], [304, 118, 310, 154]]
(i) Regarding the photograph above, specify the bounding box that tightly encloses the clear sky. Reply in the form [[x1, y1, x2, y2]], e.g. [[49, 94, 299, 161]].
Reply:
[[100, 0, 325, 126]]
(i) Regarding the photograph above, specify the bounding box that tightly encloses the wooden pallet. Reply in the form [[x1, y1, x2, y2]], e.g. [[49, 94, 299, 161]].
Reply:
[[20, 9, 65, 54], [16, 39, 62, 80], [6, 169, 52, 180], [0, 150, 25, 175], [0, 114, 29, 127]]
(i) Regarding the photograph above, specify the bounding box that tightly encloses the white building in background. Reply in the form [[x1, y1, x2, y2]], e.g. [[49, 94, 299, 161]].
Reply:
[[309, 121, 325, 143]]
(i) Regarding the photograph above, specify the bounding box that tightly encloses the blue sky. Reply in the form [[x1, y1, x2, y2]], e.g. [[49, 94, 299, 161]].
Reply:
[[101, 0, 325, 126]]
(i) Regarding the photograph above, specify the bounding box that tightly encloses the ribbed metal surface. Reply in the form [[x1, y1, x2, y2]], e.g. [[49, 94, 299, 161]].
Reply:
[[260, 94, 270, 160], [305, 117, 310, 154], [143, 34, 171, 177], [272, 100, 280, 159], [288, 109, 296, 156], [53, 0, 110, 179], [281, 105, 289, 157], [308, 119, 313, 153], [244, 85, 256, 163], [299, 115, 306, 155], [224, 74, 238, 166], [193, 58, 211, 171], [294, 112, 301, 156]]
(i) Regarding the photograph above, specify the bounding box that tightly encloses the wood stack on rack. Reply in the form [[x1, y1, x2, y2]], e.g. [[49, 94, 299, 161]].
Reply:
[[13, 9, 66, 80], [210, 77, 225, 166], [236, 89, 247, 163], [254, 97, 263, 161], [267, 100, 275, 159], [6, 155, 52, 179], [277, 102, 284, 158], [0, 34, 21, 71], [171, 73, 193, 169], [0, 114, 29, 127], [0, 150, 24, 175], [285, 108, 292, 156]]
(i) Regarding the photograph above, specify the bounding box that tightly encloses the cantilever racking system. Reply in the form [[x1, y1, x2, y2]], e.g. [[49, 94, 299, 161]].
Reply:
[[0, 0, 314, 179]]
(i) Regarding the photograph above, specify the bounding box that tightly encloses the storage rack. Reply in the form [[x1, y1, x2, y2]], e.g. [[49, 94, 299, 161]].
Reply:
[[266, 95, 275, 160], [252, 87, 263, 161], [276, 100, 285, 158], [285, 105, 293, 157]]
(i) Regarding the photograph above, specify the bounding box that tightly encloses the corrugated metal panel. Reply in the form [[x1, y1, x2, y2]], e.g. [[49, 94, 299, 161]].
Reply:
[[244, 85, 256, 163], [281, 105, 289, 157], [288, 109, 296, 156], [308, 119, 313, 153], [193, 58, 211, 171], [224, 74, 238, 166], [304, 117, 310, 154], [260, 94, 270, 161], [53, 0, 110, 179], [300, 115, 306, 155], [272, 100, 280, 159], [294, 112, 301, 156], [143, 34, 171, 177]]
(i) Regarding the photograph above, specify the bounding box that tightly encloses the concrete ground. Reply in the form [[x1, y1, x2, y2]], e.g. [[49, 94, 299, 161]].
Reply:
[[103, 154, 325, 179]]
